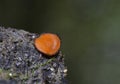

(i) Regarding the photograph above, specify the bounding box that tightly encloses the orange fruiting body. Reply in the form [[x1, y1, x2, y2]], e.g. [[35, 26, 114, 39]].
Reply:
[[34, 33, 61, 56]]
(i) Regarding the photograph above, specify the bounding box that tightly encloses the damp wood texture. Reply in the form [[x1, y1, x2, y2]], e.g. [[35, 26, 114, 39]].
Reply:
[[0, 27, 67, 84]]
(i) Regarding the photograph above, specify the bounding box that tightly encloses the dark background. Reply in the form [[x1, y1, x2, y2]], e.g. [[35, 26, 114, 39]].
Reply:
[[0, 0, 120, 84]]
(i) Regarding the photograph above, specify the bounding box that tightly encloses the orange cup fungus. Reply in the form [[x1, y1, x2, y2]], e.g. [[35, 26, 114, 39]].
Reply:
[[34, 33, 61, 56]]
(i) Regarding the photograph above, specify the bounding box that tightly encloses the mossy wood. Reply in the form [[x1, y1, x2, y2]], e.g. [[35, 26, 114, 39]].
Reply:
[[0, 27, 67, 84]]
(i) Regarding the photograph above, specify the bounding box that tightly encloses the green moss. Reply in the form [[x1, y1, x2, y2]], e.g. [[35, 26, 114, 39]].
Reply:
[[31, 58, 55, 71], [0, 68, 11, 79], [20, 74, 29, 80]]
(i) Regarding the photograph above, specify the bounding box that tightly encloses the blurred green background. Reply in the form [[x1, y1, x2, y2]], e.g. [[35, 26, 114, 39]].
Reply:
[[0, 0, 120, 84]]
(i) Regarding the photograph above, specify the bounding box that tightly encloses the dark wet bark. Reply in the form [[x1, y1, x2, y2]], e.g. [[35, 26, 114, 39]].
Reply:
[[0, 27, 67, 84]]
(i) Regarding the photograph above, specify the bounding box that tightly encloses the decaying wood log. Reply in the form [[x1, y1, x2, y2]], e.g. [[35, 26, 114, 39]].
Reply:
[[0, 27, 67, 84]]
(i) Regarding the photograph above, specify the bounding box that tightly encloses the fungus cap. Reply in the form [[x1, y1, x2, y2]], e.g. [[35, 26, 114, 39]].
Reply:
[[34, 33, 61, 56]]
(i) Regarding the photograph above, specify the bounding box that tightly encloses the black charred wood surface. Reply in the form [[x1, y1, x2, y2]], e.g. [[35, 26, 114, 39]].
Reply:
[[0, 27, 67, 84]]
